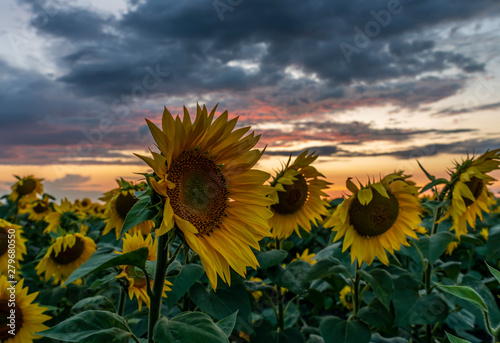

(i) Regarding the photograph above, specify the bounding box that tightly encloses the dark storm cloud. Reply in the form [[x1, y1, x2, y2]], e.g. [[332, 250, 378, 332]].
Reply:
[[36, 0, 496, 102], [433, 101, 500, 117]]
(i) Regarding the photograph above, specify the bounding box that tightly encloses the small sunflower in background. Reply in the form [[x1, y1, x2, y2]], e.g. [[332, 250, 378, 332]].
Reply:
[[8, 175, 44, 203], [325, 172, 422, 266], [88, 202, 107, 219], [36, 233, 96, 285], [101, 179, 154, 239], [74, 198, 93, 214], [43, 198, 84, 234], [116, 233, 171, 310], [137, 104, 273, 289], [268, 150, 330, 240], [0, 275, 51, 343], [339, 285, 354, 310], [291, 248, 317, 265], [19, 195, 53, 222], [440, 149, 500, 238], [0, 219, 27, 277]]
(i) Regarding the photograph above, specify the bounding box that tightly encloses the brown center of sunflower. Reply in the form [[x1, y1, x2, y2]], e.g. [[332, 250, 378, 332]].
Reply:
[[17, 179, 36, 196], [50, 236, 85, 265], [0, 227, 8, 257], [271, 174, 309, 215], [348, 190, 399, 237], [463, 177, 484, 207], [33, 202, 48, 214], [0, 299, 23, 339], [81, 199, 90, 207], [115, 193, 138, 219], [166, 150, 228, 235]]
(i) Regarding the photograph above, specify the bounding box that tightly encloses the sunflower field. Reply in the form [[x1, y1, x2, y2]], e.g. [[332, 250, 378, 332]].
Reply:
[[2, 105, 500, 343]]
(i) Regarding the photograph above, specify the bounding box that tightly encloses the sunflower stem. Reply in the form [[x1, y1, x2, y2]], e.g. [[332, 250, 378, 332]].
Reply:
[[353, 265, 360, 317], [117, 286, 126, 316], [275, 238, 285, 331], [148, 232, 171, 343]]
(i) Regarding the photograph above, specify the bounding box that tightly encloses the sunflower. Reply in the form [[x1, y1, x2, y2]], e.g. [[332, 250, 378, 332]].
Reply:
[[440, 149, 500, 238], [116, 233, 171, 311], [43, 198, 84, 234], [7, 176, 44, 203], [136, 104, 273, 289], [324, 172, 422, 266], [291, 248, 317, 265], [101, 180, 154, 239], [88, 202, 107, 219], [0, 275, 51, 343], [35, 233, 96, 285], [0, 219, 27, 278], [74, 198, 92, 214], [480, 228, 489, 241], [339, 285, 354, 310], [268, 150, 330, 240], [19, 195, 53, 222]]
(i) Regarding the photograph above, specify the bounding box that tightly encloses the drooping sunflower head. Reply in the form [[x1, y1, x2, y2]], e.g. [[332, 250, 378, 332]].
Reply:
[[268, 150, 330, 240], [0, 219, 27, 277], [116, 233, 171, 311], [441, 149, 500, 238], [0, 276, 51, 342], [324, 173, 422, 266], [101, 179, 154, 239], [35, 233, 97, 285], [136, 104, 273, 289], [20, 195, 53, 222], [43, 198, 85, 234], [8, 175, 44, 203], [339, 285, 354, 310]]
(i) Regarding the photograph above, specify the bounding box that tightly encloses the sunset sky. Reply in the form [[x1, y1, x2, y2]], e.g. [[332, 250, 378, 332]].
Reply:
[[1, 0, 500, 201]]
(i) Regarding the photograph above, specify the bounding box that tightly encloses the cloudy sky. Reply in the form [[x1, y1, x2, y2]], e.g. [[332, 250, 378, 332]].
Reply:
[[1, 0, 500, 200]]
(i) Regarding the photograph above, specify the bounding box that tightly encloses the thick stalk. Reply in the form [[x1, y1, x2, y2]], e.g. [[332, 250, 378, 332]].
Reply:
[[275, 238, 284, 331], [148, 233, 169, 343], [117, 286, 126, 316], [353, 265, 360, 316]]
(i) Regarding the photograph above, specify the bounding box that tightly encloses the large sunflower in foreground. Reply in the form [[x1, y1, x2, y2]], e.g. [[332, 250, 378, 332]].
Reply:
[[440, 149, 500, 238], [101, 180, 154, 239], [8, 175, 44, 203], [43, 198, 84, 234], [35, 233, 96, 285], [0, 275, 51, 343], [324, 172, 422, 266], [136, 104, 273, 289], [268, 150, 330, 240], [116, 233, 171, 310], [0, 219, 27, 277]]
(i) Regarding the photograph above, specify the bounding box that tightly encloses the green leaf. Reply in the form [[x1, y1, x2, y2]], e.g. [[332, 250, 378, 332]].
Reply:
[[65, 247, 149, 285], [436, 284, 488, 312], [306, 257, 347, 281], [357, 298, 394, 331], [417, 160, 436, 182], [392, 274, 420, 326], [486, 262, 500, 285], [320, 316, 371, 343], [429, 231, 455, 263], [256, 250, 288, 269], [445, 332, 472, 343], [420, 178, 449, 193], [358, 269, 393, 311], [267, 261, 312, 295], [153, 312, 229, 343], [37, 310, 132, 343], [72, 296, 115, 313], [216, 311, 238, 337], [486, 225, 500, 260], [120, 195, 156, 236], [89, 273, 118, 290], [166, 264, 205, 308]]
